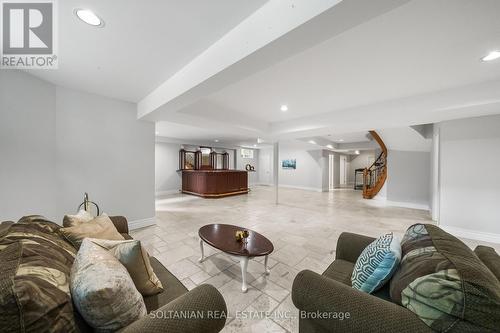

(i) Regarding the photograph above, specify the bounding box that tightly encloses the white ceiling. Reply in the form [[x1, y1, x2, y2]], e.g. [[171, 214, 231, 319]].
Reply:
[[377, 127, 431, 152], [292, 126, 431, 154], [150, 0, 500, 144], [320, 132, 371, 144], [155, 121, 257, 147], [26, 0, 267, 102], [22, 0, 500, 148], [202, 0, 500, 123]]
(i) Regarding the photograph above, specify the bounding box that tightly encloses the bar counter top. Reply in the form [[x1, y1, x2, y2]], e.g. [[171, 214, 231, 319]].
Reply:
[[181, 169, 247, 173]]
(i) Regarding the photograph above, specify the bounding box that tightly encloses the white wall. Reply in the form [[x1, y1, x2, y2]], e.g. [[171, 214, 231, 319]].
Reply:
[[0, 71, 155, 225], [155, 142, 182, 195], [258, 147, 273, 185], [278, 146, 325, 191], [386, 150, 430, 209], [347, 151, 375, 184], [55, 87, 155, 222], [438, 115, 500, 240], [0, 71, 57, 221], [236, 148, 259, 185]]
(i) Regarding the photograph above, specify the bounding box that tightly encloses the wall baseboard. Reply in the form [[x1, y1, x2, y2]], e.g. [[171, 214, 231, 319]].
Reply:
[[129, 217, 156, 230], [440, 225, 500, 244], [278, 184, 323, 192], [155, 189, 180, 197], [372, 194, 387, 201], [366, 196, 429, 211], [385, 200, 430, 211], [251, 184, 323, 192]]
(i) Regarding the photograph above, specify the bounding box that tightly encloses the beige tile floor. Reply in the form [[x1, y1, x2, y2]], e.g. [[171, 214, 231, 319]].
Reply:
[[130, 185, 500, 333]]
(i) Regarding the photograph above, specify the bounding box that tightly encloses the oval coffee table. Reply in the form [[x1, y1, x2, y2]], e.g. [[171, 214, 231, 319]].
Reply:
[[198, 224, 274, 293]]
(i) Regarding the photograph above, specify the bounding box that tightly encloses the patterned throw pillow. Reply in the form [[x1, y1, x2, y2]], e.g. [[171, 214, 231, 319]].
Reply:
[[18, 215, 65, 233], [70, 239, 147, 331], [390, 223, 500, 332], [0, 221, 78, 333], [351, 233, 401, 293], [58, 214, 124, 249], [88, 238, 164, 296]]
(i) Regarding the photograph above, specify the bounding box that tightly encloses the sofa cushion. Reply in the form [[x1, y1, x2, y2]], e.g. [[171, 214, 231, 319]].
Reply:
[[143, 257, 188, 312], [322, 259, 393, 301], [70, 239, 147, 331], [351, 233, 401, 293], [390, 223, 500, 332], [88, 238, 163, 296], [323, 259, 354, 286], [0, 222, 78, 333], [474, 245, 500, 281]]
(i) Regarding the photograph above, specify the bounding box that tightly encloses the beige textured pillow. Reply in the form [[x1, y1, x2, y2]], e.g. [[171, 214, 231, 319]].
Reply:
[[88, 238, 163, 296], [71, 239, 147, 331], [59, 214, 124, 249], [63, 209, 94, 227]]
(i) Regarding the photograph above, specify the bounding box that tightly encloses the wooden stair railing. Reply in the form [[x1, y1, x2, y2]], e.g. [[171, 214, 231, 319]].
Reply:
[[363, 130, 387, 199]]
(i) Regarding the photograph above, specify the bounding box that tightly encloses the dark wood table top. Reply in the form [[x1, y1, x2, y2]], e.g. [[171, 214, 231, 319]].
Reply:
[[199, 224, 274, 257]]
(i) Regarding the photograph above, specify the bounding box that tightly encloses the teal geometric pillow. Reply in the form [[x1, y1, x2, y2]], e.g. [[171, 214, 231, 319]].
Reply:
[[351, 233, 401, 293]]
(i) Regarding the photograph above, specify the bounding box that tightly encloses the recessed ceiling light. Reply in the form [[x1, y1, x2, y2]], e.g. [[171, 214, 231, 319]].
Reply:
[[75, 9, 104, 27], [253, 144, 257, 147], [280, 105, 288, 112], [337, 139, 344, 142], [214, 139, 219, 142], [326, 144, 333, 149], [355, 150, 360, 155], [482, 51, 500, 62], [308, 140, 316, 145]]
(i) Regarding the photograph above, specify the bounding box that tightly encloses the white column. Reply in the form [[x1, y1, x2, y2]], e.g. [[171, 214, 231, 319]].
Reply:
[[321, 150, 330, 192], [333, 154, 340, 189], [431, 124, 440, 222], [273, 141, 279, 204]]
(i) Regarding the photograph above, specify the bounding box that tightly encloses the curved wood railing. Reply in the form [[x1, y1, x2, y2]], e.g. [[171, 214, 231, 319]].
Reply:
[[363, 131, 387, 199]]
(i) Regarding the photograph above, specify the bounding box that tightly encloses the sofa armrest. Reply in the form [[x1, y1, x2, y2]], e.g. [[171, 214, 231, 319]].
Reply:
[[122, 284, 227, 333], [335, 232, 375, 263], [109, 216, 129, 234], [292, 270, 431, 333]]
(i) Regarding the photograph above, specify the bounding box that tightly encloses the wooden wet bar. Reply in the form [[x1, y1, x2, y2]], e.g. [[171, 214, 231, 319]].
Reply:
[[182, 170, 248, 198], [179, 147, 249, 198]]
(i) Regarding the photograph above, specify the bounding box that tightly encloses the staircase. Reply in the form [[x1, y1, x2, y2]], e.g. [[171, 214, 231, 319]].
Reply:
[[363, 131, 387, 199]]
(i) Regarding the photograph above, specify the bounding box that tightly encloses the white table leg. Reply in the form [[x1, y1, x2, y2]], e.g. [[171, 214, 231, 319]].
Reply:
[[240, 257, 249, 293], [198, 238, 205, 263], [264, 255, 270, 275]]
